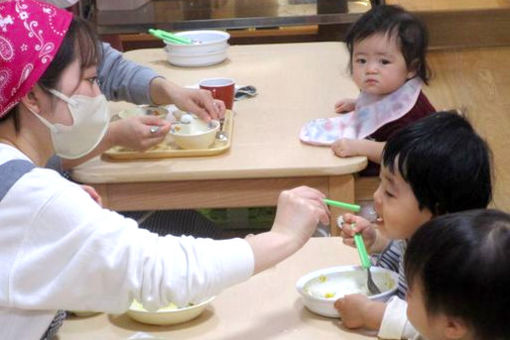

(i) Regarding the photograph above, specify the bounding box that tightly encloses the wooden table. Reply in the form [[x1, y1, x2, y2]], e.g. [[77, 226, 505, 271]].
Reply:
[[58, 237, 376, 339], [71, 42, 367, 235]]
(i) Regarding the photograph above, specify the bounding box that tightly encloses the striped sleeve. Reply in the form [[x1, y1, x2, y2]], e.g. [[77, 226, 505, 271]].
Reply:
[[371, 240, 408, 299]]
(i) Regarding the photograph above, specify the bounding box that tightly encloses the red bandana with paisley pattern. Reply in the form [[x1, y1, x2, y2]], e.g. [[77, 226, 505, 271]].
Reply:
[[0, 0, 72, 117]]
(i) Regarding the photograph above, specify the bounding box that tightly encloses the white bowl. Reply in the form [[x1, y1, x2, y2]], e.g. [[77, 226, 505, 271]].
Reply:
[[169, 119, 220, 149], [296, 265, 399, 318], [69, 310, 101, 317], [166, 49, 228, 67], [117, 105, 169, 119], [127, 297, 215, 326], [164, 30, 230, 67], [164, 30, 230, 53]]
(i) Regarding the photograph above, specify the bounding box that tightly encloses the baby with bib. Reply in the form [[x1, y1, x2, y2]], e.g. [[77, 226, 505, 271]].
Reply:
[[300, 5, 436, 176]]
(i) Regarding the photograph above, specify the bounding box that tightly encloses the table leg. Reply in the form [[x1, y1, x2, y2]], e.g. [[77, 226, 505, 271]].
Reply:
[[328, 175, 355, 236]]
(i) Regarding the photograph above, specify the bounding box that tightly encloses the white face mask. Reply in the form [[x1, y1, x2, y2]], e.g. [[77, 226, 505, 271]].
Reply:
[[29, 89, 109, 159], [41, 0, 80, 8]]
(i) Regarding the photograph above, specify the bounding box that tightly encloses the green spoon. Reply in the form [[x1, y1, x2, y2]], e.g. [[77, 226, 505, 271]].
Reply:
[[352, 225, 381, 295], [323, 198, 361, 212], [148, 29, 193, 45]]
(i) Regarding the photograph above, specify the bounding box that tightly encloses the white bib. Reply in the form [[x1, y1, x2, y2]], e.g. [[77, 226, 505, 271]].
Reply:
[[300, 78, 423, 145]]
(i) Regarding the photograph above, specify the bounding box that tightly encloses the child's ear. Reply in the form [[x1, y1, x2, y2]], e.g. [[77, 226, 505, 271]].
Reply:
[[407, 59, 419, 79], [443, 316, 469, 339]]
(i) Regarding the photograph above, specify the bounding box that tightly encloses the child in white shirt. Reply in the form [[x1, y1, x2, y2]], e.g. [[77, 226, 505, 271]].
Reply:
[[334, 112, 492, 338], [405, 209, 510, 340]]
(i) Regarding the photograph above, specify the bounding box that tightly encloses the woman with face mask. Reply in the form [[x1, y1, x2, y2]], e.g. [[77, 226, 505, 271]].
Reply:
[[40, 0, 227, 239], [0, 1, 329, 339]]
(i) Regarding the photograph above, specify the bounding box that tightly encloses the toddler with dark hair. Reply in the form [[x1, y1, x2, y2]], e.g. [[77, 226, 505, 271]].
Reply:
[[405, 209, 510, 340], [333, 5, 436, 176], [334, 112, 492, 339]]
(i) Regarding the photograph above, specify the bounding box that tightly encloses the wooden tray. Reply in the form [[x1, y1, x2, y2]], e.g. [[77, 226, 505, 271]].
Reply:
[[102, 110, 233, 161]]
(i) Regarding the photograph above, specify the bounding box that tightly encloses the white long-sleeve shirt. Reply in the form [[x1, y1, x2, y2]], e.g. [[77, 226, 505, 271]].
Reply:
[[0, 144, 254, 339], [378, 296, 420, 339]]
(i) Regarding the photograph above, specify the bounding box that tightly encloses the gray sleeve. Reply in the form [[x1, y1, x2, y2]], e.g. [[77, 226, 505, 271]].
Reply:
[[98, 42, 161, 104]]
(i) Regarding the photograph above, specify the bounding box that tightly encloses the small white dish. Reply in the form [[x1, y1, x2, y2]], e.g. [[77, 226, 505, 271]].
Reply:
[[164, 30, 230, 67], [296, 265, 398, 318], [126, 297, 215, 326], [169, 117, 220, 149], [166, 49, 228, 67], [117, 105, 169, 119], [69, 310, 101, 317]]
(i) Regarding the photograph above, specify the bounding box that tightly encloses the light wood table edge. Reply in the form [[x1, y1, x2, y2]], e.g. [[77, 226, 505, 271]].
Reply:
[[95, 174, 358, 236]]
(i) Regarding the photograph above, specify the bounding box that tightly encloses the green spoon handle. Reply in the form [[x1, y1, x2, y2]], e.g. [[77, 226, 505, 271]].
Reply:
[[323, 198, 361, 212], [148, 29, 192, 45], [354, 233, 371, 269]]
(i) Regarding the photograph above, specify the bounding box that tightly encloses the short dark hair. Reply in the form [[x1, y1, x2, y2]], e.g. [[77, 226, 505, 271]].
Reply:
[[0, 17, 101, 130], [383, 112, 492, 214], [345, 5, 430, 84], [405, 209, 510, 340], [39, 16, 101, 91]]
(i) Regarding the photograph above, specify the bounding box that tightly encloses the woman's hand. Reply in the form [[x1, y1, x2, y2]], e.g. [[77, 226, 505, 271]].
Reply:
[[338, 213, 377, 252], [271, 186, 330, 247], [108, 115, 171, 151], [246, 186, 330, 274], [171, 87, 226, 121], [334, 98, 356, 113], [150, 78, 226, 121]]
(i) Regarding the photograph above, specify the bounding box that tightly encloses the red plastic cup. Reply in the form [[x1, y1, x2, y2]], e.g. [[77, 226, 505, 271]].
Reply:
[[199, 77, 235, 110]]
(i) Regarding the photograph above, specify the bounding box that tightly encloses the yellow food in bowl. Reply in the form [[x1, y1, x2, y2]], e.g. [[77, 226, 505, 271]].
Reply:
[[169, 119, 220, 150], [126, 297, 215, 326], [130, 300, 180, 312], [296, 265, 398, 318]]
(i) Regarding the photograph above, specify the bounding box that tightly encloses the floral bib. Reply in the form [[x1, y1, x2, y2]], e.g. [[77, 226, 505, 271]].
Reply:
[[299, 78, 423, 145]]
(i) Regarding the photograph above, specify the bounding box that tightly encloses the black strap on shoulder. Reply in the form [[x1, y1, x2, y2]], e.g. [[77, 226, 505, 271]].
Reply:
[[0, 159, 35, 202]]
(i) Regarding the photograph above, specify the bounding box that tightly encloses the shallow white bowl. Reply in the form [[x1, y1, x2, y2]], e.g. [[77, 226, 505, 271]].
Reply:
[[164, 30, 230, 67], [166, 49, 228, 67], [296, 265, 399, 318], [164, 30, 230, 53], [126, 297, 215, 326], [169, 119, 220, 149], [117, 105, 169, 119]]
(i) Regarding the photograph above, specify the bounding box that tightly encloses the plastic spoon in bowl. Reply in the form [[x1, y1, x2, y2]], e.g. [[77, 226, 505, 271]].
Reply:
[[148, 29, 194, 45], [352, 227, 381, 295], [323, 199, 361, 213]]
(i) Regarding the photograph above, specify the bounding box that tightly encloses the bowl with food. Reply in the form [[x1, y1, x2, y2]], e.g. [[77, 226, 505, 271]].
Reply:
[[296, 265, 398, 318], [116, 105, 169, 120], [126, 297, 215, 326], [168, 115, 220, 150]]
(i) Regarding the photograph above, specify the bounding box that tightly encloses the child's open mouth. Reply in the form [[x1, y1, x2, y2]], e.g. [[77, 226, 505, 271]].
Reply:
[[374, 216, 383, 226]]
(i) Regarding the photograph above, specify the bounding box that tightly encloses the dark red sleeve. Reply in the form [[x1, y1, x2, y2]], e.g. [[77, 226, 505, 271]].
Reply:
[[360, 91, 436, 177]]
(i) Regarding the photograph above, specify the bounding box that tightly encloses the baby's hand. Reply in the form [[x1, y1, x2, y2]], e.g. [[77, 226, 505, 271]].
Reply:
[[334, 294, 372, 329], [334, 98, 356, 113], [80, 185, 102, 206], [338, 213, 377, 252], [331, 138, 360, 158]]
